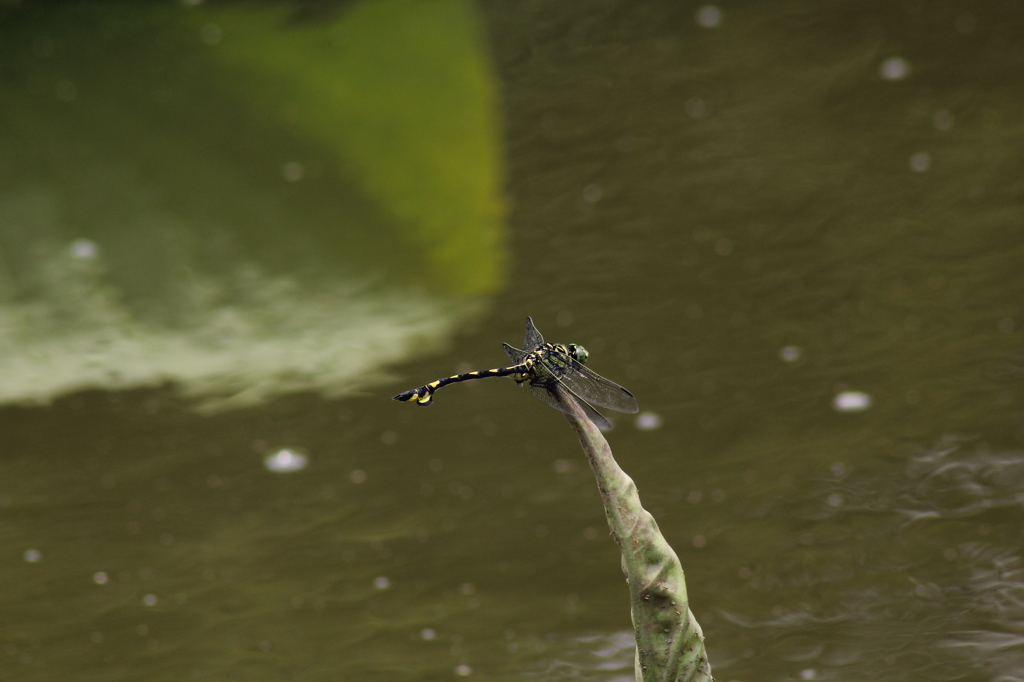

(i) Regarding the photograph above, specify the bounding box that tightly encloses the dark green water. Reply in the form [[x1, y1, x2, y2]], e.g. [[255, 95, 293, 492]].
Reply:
[[2, 2, 1023, 681]]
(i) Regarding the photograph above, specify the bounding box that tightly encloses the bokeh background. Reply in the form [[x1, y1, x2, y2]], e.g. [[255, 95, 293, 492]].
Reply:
[[2, 1, 1023, 680]]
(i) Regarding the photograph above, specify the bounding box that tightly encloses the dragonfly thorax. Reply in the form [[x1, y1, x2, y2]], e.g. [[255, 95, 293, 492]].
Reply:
[[539, 343, 589, 366]]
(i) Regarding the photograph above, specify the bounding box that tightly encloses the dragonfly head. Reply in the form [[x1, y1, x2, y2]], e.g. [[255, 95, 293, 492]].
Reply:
[[567, 343, 589, 365]]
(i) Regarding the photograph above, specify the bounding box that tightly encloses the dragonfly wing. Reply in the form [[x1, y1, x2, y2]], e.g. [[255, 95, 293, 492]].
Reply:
[[523, 316, 545, 351], [551, 360, 640, 414], [528, 384, 613, 429], [503, 343, 529, 364]]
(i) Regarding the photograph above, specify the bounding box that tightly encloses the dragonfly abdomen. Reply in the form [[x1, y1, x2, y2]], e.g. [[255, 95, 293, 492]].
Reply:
[[392, 364, 528, 406]]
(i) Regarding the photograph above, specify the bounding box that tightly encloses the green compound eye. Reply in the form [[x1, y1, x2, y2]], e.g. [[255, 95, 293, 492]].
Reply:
[[569, 344, 589, 364]]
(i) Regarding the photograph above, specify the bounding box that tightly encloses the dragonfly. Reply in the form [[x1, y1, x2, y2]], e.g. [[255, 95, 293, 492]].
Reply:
[[392, 317, 639, 428]]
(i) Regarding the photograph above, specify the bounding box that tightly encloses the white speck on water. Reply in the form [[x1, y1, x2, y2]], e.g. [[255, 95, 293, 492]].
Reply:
[[635, 412, 663, 430], [24, 549, 42, 563], [55, 80, 77, 102], [455, 664, 473, 677], [833, 391, 872, 412], [200, 23, 222, 45], [553, 459, 574, 473], [953, 13, 977, 34], [373, 576, 390, 590], [909, 152, 931, 172], [880, 57, 910, 81], [70, 239, 99, 259], [695, 5, 723, 28], [780, 345, 801, 362], [827, 493, 844, 508], [685, 97, 708, 119], [263, 448, 308, 473], [282, 161, 305, 182], [94, 571, 109, 585], [142, 593, 158, 607], [934, 110, 954, 131], [800, 669, 818, 680], [421, 628, 437, 640]]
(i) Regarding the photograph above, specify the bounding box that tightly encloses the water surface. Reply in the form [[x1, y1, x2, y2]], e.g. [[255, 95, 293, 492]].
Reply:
[[2, 2, 1023, 681]]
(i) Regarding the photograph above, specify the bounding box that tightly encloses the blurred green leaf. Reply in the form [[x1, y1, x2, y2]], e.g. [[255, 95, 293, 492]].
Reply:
[[191, 0, 507, 295]]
